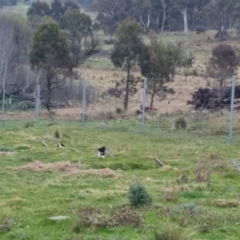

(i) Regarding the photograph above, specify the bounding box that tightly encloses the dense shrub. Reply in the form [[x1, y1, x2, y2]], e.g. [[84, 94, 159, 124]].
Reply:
[[54, 129, 60, 138], [10, 101, 35, 111], [174, 117, 187, 130], [153, 225, 195, 240], [128, 183, 152, 208], [24, 122, 34, 128], [73, 205, 142, 232]]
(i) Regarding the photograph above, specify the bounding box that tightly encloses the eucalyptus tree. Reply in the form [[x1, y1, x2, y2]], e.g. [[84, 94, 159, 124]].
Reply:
[[29, 21, 73, 111], [60, 9, 98, 67], [208, 0, 240, 41], [92, 0, 132, 34], [111, 19, 144, 111], [131, 0, 152, 33]]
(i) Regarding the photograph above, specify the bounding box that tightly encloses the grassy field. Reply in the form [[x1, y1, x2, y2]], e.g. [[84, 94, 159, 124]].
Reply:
[[1, 2, 29, 15], [0, 119, 240, 240], [1, 6, 240, 239]]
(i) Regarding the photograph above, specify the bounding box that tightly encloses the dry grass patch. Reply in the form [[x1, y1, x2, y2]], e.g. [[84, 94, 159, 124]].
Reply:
[[158, 165, 176, 172], [7, 161, 82, 172], [6, 161, 121, 178], [214, 199, 240, 208], [0, 151, 15, 156], [64, 168, 121, 178]]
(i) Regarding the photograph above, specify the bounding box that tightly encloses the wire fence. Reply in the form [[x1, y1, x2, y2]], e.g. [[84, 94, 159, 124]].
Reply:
[[1, 75, 239, 143]]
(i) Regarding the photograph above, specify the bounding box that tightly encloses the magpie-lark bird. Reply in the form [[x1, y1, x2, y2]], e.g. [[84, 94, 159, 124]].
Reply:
[[98, 146, 106, 158], [58, 142, 65, 149]]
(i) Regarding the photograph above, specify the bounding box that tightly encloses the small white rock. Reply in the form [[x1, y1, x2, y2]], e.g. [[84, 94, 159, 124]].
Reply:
[[49, 216, 70, 221]]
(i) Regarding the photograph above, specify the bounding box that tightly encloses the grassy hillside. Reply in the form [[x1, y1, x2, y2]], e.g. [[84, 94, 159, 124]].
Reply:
[[0, 120, 240, 239]]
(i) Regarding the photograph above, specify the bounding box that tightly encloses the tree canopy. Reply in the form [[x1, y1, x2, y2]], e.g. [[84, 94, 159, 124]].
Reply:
[[60, 9, 98, 66], [111, 18, 144, 111], [29, 21, 73, 110], [92, 0, 240, 37], [207, 44, 239, 87]]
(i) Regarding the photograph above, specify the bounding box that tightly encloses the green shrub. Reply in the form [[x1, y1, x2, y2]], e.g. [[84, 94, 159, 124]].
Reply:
[[24, 121, 34, 128], [128, 183, 152, 208], [0, 217, 14, 233], [178, 191, 205, 199], [0, 147, 12, 152], [54, 129, 60, 138], [10, 101, 35, 111], [174, 117, 187, 130], [174, 202, 202, 214], [116, 107, 123, 114]]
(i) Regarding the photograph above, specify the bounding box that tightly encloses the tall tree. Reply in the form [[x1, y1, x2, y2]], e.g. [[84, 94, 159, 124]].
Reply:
[[29, 21, 73, 111], [207, 44, 239, 87], [60, 9, 98, 67], [27, 0, 79, 22], [150, 0, 173, 33], [0, 16, 14, 126], [27, 0, 50, 18], [131, 0, 152, 33], [175, 0, 191, 35], [50, 0, 65, 20], [175, 0, 209, 35], [208, 0, 239, 41], [111, 18, 144, 111], [140, 36, 172, 108], [92, 0, 132, 34]]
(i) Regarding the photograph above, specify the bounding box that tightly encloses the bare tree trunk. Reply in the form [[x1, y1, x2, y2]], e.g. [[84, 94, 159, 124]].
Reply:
[[181, 8, 189, 35], [146, 12, 151, 33], [139, 12, 151, 34], [161, 0, 167, 33], [156, 16, 159, 34], [150, 89, 155, 109], [139, 15, 147, 33], [46, 73, 52, 112], [124, 65, 130, 111], [218, 25, 225, 41], [0, 19, 14, 127]]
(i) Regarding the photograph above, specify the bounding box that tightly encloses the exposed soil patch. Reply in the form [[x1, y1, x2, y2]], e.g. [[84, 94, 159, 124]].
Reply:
[[7, 161, 81, 172], [0, 151, 15, 156], [6, 161, 120, 178], [65, 168, 121, 178]]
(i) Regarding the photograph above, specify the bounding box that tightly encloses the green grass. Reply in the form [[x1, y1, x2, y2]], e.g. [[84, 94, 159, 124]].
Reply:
[[0, 120, 240, 239], [2, 2, 29, 15], [83, 58, 114, 69]]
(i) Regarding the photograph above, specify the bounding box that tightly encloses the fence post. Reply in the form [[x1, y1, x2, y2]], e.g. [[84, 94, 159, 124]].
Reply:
[[141, 78, 147, 133], [2, 87, 5, 127], [228, 75, 236, 143], [81, 80, 87, 124], [36, 84, 40, 124]]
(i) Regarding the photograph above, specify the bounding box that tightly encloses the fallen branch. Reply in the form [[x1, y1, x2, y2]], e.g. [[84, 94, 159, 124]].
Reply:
[[71, 148, 79, 153], [106, 149, 114, 158], [42, 141, 48, 147], [155, 158, 165, 166], [232, 159, 240, 172]]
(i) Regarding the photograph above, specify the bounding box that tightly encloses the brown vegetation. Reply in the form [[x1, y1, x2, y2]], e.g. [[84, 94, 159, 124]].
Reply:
[[6, 161, 121, 178]]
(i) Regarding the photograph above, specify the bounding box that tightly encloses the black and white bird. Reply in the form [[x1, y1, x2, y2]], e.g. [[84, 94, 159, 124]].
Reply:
[[98, 146, 106, 158], [58, 142, 65, 149]]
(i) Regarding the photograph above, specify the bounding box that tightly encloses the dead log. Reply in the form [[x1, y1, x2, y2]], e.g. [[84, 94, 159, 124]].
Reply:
[[155, 158, 165, 166], [233, 159, 240, 172], [106, 149, 114, 158], [188, 86, 240, 110], [71, 148, 79, 152]]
